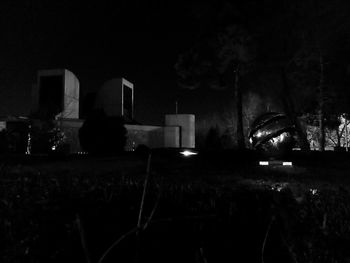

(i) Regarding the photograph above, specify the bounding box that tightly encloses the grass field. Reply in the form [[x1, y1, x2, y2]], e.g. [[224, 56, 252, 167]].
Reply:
[[0, 150, 350, 262]]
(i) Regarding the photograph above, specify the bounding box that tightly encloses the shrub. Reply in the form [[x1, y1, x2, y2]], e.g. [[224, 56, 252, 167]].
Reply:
[[0, 130, 9, 153], [79, 110, 127, 155], [204, 126, 223, 150], [29, 121, 66, 154]]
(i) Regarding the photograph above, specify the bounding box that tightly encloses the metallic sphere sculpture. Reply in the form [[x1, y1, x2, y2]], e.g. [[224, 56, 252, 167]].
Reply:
[[248, 112, 296, 157]]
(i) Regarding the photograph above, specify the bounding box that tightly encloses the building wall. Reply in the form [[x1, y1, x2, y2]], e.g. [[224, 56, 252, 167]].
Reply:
[[125, 124, 164, 150], [32, 69, 79, 119], [0, 121, 6, 131], [165, 114, 195, 148], [63, 69, 80, 119], [164, 126, 180, 148], [29, 69, 193, 153], [94, 78, 134, 119], [121, 78, 134, 119], [57, 121, 168, 153]]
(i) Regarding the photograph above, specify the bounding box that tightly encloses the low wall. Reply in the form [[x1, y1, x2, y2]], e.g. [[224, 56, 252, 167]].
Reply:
[[125, 124, 164, 150]]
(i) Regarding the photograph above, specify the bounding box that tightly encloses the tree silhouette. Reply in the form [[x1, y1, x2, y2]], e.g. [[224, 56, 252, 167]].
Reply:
[[285, 0, 350, 151], [79, 109, 127, 155], [176, 24, 256, 149], [0, 130, 9, 153], [177, 0, 350, 152]]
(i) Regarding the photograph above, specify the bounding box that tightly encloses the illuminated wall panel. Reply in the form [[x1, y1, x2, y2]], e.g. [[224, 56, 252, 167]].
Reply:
[[95, 78, 134, 120], [165, 114, 195, 148]]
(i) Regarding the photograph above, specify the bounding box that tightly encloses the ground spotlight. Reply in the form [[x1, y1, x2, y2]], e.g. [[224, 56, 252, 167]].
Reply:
[[180, 149, 198, 157]]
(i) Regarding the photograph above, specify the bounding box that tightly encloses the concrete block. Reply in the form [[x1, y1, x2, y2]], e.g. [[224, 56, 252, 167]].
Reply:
[[34, 69, 80, 119], [125, 124, 163, 150], [95, 78, 134, 120], [165, 114, 195, 148], [164, 126, 180, 148]]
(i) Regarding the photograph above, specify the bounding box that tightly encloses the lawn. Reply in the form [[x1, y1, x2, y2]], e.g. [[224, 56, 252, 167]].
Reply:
[[0, 150, 350, 262]]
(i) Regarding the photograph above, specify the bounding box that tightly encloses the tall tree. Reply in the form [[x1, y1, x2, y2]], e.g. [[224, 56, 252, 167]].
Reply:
[[252, 0, 350, 151], [176, 0, 350, 151], [215, 25, 256, 149], [250, 0, 312, 151], [286, 0, 350, 150], [176, 24, 256, 149]]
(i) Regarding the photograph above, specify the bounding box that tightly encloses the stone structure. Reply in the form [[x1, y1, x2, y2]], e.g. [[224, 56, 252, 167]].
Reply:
[[124, 124, 164, 150], [28, 70, 194, 153], [32, 69, 79, 119], [94, 78, 134, 120], [163, 126, 181, 148], [53, 119, 190, 153], [165, 114, 195, 148]]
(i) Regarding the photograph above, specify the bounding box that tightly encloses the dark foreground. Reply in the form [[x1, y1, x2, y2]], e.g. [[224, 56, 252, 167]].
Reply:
[[0, 150, 350, 262]]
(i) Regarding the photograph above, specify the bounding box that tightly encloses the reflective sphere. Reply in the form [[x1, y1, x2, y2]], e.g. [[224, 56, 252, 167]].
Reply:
[[248, 112, 295, 157]]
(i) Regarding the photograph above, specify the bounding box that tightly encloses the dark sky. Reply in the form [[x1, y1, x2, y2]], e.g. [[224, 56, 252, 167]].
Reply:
[[4, 1, 347, 126], [0, 1, 229, 125]]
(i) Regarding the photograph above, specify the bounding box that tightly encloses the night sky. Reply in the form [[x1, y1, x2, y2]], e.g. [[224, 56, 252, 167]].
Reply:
[[1, 1, 350, 126], [0, 1, 231, 125]]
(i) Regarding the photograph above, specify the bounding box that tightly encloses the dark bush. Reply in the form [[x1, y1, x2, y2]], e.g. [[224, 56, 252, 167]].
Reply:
[[29, 120, 65, 154], [79, 110, 127, 155], [135, 144, 151, 158], [0, 130, 9, 153], [204, 126, 222, 150]]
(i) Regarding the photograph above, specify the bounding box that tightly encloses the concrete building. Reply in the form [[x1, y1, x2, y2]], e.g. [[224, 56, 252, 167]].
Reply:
[[94, 78, 134, 120], [165, 114, 195, 148], [32, 69, 79, 119], [27, 69, 195, 154]]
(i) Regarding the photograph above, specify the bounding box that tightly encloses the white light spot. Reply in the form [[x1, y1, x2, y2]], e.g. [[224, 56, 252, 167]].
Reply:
[[270, 182, 289, 192], [256, 131, 263, 138], [274, 186, 283, 192], [310, 188, 318, 195], [180, 150, 198, 157], [259, 161, 269, 166], [282, 162, 293, 166]]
